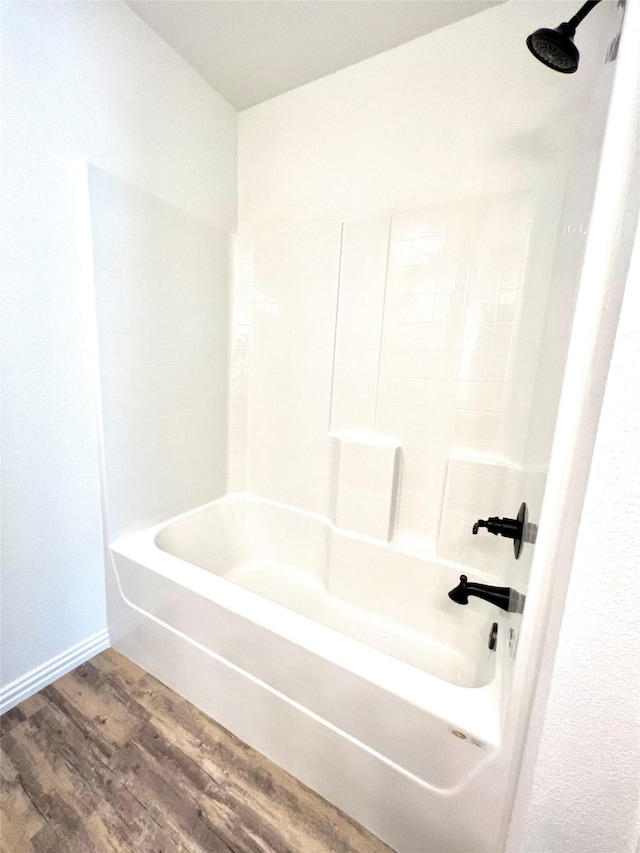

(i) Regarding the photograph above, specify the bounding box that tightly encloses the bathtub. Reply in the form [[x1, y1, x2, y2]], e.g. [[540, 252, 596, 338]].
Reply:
[[109, 493, 508, 850]]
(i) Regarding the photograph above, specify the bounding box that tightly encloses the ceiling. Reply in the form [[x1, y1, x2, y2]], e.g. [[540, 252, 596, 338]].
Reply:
[[126, 1, 506, 110]]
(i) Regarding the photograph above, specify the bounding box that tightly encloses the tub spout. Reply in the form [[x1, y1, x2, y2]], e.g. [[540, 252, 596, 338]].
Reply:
[[448, 574, 525, 613]]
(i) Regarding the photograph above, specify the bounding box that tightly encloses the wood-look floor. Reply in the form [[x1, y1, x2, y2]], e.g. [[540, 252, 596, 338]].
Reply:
[[0, 649, 395, 853]]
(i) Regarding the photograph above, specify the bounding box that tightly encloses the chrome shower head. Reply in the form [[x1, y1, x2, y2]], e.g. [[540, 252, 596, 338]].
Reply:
[[526, 0, 601, 74]]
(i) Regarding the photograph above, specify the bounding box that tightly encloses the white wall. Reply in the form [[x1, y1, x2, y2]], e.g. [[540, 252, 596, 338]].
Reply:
[[0, 1, 236, 690], [89, 167, 230, 539], [518, 218, 640, 851]]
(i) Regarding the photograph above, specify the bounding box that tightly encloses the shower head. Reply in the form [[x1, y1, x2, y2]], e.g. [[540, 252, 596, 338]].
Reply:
[[526, 23, 580, 73], [526, 0, 601, 74]]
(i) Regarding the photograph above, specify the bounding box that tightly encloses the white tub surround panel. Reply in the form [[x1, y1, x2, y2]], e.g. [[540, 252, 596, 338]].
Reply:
[[438, 456, 521, 575], [378, 193, 538, 552], [330, 216, 391, 432], [234, 192, 547, 566], [378, 203, 467, 548], [227, 235, 254, 492], [89, 167, 229, 538], [457, 193, 534, 463], [246, 223, 343, 516]]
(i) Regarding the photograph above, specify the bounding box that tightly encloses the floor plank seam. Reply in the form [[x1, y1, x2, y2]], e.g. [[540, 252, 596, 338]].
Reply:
[[123, 783, 183, 840], [129, 727, 226, 794], [122, 739, 235, 853], [16, 772, 50, 824]]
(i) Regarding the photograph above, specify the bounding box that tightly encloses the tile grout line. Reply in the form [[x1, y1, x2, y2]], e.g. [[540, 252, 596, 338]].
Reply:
[[372, 218, 394, 434], [327, 223, 345, 433]]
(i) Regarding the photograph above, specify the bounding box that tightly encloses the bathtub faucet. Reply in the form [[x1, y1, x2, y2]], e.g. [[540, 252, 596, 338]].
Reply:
[[448, 574, 525, 613]]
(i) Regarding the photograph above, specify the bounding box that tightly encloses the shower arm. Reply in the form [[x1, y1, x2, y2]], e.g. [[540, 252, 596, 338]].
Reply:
[[566, 0, 601, 33]]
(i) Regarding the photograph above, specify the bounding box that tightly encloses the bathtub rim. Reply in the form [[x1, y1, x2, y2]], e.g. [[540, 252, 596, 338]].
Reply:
[[111, 492, 504, 749]]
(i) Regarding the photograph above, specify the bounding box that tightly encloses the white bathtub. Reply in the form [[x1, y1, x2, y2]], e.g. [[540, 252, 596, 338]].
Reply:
[[109, 493, 508, 850]]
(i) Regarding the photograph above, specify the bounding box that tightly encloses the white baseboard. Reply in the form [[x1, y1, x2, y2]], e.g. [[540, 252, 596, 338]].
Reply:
[[0, 629, 110, 715]]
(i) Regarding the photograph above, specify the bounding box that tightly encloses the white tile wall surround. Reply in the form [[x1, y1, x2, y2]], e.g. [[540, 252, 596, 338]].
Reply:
[[245, 222, 343, 516], [375, 204, 471, 546], [437, 454, 521, 577], [227, 234, 254, 492], [332, 431, 400, 541], [330, 216, 390, 433], [227, 9, 622, 846], [89, 166, 229, 538], [231, 191, 549, 567]]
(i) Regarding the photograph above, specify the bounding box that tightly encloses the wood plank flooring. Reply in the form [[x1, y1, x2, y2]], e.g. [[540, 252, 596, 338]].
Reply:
[[0, 649, 395, 853]]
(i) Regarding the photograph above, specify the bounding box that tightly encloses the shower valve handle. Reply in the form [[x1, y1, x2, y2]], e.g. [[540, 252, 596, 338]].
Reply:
[[472, 516, 520, 538], [472, 502, 528, 560]]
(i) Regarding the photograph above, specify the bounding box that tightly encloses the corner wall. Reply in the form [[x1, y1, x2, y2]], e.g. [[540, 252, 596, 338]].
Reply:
[[0, 1, 236, 692], [506, 0, 640, 845], [518, 217, 640, 851]]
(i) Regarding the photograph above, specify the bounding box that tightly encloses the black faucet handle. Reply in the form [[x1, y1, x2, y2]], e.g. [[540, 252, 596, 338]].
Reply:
[[472, 503, 528, 559], [472, 515, 518, 537]]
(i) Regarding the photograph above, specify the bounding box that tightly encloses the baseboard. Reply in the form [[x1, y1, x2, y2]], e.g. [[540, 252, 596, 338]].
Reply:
[[0, 628, 110, 715]]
